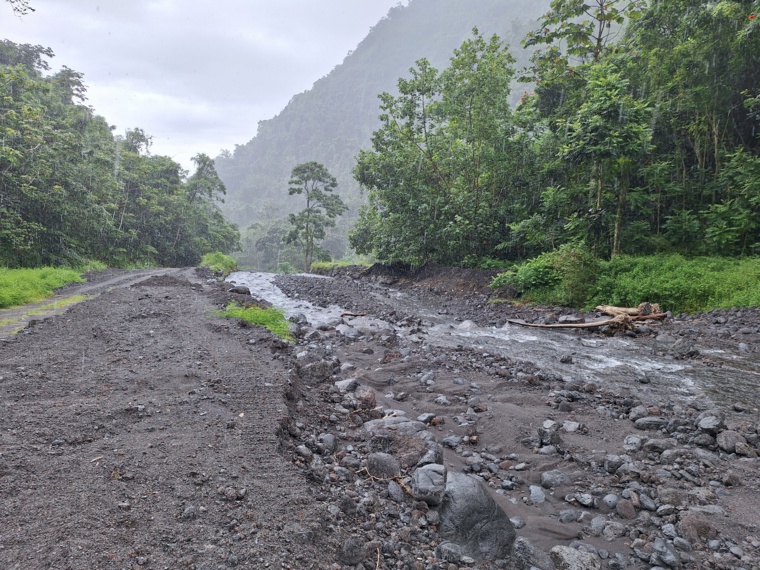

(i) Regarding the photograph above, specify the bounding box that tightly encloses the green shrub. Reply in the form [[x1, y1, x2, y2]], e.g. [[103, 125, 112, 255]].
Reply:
[[217, 302, 293, 341], [200, 252, 238, 276], [491, 244, 598, 306]]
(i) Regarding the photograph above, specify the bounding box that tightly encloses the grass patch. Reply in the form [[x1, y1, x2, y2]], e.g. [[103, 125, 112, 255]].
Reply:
[[217, 302, 293, 341], [200, 252, 238, 277], [0, 267, 85, 309], [310, 260, 371, 273], [492, 252, 760, 314], [26, 294, 89, 315]]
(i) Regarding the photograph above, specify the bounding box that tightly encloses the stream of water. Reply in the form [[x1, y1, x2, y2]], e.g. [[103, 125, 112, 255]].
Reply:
[[228, 271, 760, 411]]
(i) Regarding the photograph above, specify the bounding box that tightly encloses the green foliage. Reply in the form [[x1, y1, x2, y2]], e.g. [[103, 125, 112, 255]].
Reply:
[[493, 253, 760, 313], [0, 267, 83, 308], [285, 162, 347, 271], [0, 40, 239, 269], [351, 29, 522, 265], [491, 244, 598, 306], [199, 252, 238, 276], [590, 255, 760, 314], [217, 302, 293, 341]]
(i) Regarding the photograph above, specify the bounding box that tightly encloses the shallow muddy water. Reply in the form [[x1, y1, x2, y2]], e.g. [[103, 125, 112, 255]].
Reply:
[[229, 271, 760, 411]]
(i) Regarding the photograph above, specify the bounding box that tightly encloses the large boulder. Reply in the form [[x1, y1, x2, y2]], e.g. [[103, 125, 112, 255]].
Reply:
[[438, 472, 516, 561]]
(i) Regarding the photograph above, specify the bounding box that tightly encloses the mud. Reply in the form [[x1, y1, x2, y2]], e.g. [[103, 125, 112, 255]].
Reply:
[[1, 265, 759, 570]]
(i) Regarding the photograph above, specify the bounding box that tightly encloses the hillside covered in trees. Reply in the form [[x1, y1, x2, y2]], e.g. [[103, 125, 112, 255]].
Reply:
[[351, 0, 760, 266], [214, 0, 549, 270], [219, 0, 759, 273], [0, 40, 239, 268]]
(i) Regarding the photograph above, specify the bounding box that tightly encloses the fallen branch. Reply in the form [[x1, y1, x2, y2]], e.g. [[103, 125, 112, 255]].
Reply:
[[507, 315, 631, 329], [340, 312, 367, 317]]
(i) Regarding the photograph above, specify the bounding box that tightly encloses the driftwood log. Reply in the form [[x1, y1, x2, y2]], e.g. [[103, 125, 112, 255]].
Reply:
[[507, 302, 667, 331], [506, 314, 634, 330], [596, 302, 662, 317]]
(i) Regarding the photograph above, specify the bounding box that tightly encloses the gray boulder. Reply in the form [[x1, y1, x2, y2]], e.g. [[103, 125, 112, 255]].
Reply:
[[511, 537, 556, 570], [439, 472, 516, 561], [549, 545, 601, 569], [412, 463, 447, 506]]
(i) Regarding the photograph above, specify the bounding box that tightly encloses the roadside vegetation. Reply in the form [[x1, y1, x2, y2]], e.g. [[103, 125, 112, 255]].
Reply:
[[491, 249, 760, 315], [0, 267, 85, 308], [217, 302, 293, 341], [200, 252, 238, 277]]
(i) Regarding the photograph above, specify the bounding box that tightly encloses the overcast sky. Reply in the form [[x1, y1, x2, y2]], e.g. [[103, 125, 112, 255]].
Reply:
[[4, 0, 406, 172]]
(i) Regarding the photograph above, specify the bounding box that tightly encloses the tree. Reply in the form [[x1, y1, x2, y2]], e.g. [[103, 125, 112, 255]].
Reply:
[[285, 162, 347, 270], [351, 30, 522, 265], [560, 61, 652, 256]]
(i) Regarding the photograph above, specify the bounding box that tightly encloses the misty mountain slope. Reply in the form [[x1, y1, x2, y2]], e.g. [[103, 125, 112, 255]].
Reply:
[[215, 0, 550, 240]]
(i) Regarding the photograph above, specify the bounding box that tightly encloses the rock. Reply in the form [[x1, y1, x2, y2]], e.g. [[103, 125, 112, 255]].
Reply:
[[299, 359, 334, 382], [653, 537, 681, 568], [736, 441, 758, 457], [623, 434, 642, 452], [366, 452, 400, 479], [529, 485, 546, 505], [337, 536, 367, 565], [604, 454, 626, 474], [628, 405, 649, 421], [541, 469, 572, 489], [602, 522, 627, 541], [412, 463, 447, 506], [602, 494, 619, 509], [559, 509, 580, 523], [716, 430, 747, 453], [635, 416, 669, 430], [438, 472, 516, 561], [512, 537, 557, 570], [677, 514, 718, 544], [181, 505, 198, 520], [644, 438, 678, 453], [549, 545, 601, 569], [575, 493, 595, 508], [697, 415, 725, 435], [227, 285, 250, 295], [387, 480, 406, 503], [615, 499, 637, 520], [362, 416, 427, 437], [334, 378, 358, 392], [436, 541, 464, 563]]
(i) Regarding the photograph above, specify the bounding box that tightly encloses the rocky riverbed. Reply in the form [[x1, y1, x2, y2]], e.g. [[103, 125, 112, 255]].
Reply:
[[1, 265, 759, 569]]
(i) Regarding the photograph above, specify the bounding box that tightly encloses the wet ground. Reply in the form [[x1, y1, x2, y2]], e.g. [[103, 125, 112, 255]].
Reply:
[[1, 265, 760, 569]]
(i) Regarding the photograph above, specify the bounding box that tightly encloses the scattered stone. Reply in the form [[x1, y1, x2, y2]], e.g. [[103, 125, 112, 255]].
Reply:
[[541, 469, 572, 489], [549, 545, 601, 569], [366, 452, 400, 479], [439, 472, 516, 561], [411, 463, 447, 506]]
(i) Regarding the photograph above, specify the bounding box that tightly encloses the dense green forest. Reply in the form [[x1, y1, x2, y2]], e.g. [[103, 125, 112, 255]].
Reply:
[[352, 0, 760, 266], [0, 40, 239, 268], [215, 0, 549, 270]]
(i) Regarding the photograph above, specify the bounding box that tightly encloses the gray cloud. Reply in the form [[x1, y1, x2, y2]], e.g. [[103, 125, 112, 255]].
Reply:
[[4, 0, 405, 170]]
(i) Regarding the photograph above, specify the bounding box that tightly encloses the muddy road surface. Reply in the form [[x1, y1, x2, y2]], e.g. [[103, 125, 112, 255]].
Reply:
[[2, 266, 760, 570]]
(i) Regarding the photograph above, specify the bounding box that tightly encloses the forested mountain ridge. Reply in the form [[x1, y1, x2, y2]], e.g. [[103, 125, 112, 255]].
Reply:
[[214, 0, 550, 268]]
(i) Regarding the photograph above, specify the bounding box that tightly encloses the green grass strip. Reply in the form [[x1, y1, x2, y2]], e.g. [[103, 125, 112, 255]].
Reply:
[[0, 267, 84, 309], [217, 302, 293, 341]]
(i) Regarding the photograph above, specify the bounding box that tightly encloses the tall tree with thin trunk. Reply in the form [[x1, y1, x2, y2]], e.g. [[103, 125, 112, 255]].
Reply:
[[285, 162, 347, 271]]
